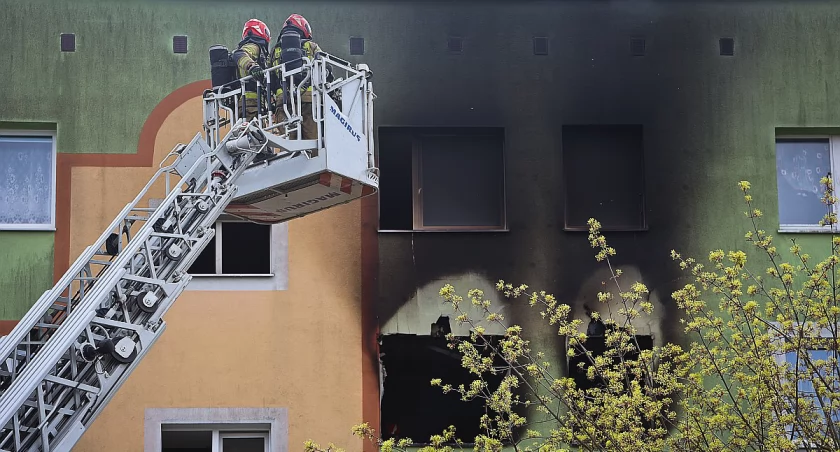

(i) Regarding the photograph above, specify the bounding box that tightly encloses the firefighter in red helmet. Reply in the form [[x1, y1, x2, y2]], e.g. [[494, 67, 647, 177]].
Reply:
[[232, 19, 271, 120], [270, 14, 322, 140]]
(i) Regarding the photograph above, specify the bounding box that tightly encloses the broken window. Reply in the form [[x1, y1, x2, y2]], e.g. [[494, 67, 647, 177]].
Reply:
[[187, 220, 272, 276], [377, 127, 507, 231], [566, 314, 655, 441], [379, 327, 508, 445], [562, 124, 647, 231]]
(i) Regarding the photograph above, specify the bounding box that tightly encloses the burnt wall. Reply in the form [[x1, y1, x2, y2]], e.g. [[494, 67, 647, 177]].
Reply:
[[373, 0, 839, 355]]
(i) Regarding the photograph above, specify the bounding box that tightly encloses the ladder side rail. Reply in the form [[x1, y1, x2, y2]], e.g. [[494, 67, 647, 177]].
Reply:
[[0, 141, 206, 391], [0, 123, 261, 450], [31, 131, 258, 450], [64, 180, 244, 442]]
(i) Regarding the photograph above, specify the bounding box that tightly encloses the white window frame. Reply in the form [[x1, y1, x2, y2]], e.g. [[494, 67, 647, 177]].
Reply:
[[219, 431, 270, 452], [145, 407, 287, 452], [190, 218, 275, 277], [158, 426, 270, 452], [185, 218, 289, 292], [0, 130, 57, 231], [776, 135, 840, 233], [770, 322, 839, 451]]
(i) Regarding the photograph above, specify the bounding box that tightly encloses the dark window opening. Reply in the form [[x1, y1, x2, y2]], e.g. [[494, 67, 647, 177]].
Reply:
[[221, 222, 271, 274], [162, 430, 212, 452], [562, 124, 646, 231], [379, 333, 508, 445], [378, 127, 506, 231], [187, 234, 216, 274], [173, 35, 188, 54], [567, 319, 655, 443], [186, 221, 271, 275], [349, 37, 365, 55], [533, 36, 549, 55], [60, 33, 75, 52]]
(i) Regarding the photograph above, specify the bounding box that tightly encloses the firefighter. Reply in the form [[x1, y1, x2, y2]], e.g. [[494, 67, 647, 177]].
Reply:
[[232, 19, 271, 121], [270, 14, 321, 139]]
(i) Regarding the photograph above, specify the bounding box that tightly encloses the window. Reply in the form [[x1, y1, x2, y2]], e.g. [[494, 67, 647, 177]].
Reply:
[[145, 407, 287, 452], [188, 220, 272, 276], [379, 333, 507, 444], [378, 127, 506, 232], [775, 136, 840, 232], [0, 132, 57, 231], [562, 124, 646, 231], [161, 428, 269, 452], [772, 324, 840, 450]]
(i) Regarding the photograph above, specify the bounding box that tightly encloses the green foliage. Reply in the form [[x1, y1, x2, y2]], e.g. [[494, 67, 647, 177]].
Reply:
[[306, 177, 840, 451]]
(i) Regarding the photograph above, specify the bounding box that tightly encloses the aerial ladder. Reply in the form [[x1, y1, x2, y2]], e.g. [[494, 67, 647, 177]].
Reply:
[[0, 41, 378, 451]]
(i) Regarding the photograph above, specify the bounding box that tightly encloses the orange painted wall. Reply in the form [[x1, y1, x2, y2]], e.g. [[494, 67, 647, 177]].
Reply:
[[68, 97, 365, 451]]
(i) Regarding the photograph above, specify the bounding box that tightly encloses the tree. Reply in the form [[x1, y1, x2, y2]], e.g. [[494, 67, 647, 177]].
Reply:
[[305, 178, 840, 452]]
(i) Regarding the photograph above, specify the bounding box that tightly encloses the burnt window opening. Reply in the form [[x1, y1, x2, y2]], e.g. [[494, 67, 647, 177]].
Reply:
[[187, 221, 272, 275], [379, 333, 510, 445], [562, 124, 646, 231], [349, 37, 365, 55], [567, 316, 656, 442], [173, 35, 188, 54], [377, 127, 506, 231], [60, 33, 75, 52]]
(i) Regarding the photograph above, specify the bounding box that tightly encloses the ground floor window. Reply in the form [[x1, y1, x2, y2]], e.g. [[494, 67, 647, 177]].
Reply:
[[145, 407, 286, 452], [378, 331, 507, 445], [161, 428, 269, 452]]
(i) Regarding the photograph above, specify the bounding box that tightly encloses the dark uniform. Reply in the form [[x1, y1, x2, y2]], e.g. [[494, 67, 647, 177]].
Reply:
[[270, 39, 322, 139], [231, 19, 271, 121]]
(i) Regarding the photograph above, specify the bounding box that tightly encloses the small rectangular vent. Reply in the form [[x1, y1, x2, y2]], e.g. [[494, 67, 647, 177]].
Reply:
[[719, 37, 734, 56], [173, 35, 188, 54], [630, 37, 646, 56], [533, 37, 549, 55], [447, 36, 463, 53], [60, 33, 75, 52], [349, 37, 365, 55]]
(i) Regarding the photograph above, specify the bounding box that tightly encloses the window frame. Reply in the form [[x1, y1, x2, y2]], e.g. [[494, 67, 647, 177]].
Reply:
[[189, 218, 275, 278], [0, 129, 57, 231], [218, 431, 270, 452], [560, 124, 648, 232], [377, 127, 508, 233], [775, 134, 840, 234], [770, 322, 840, 450], [145, 407, 287, 452], [160, 425, 270, 452]]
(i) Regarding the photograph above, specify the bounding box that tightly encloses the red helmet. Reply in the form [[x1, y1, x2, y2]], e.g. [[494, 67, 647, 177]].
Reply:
[[284, 14, 312, 39], [242, 18, 270, 42]]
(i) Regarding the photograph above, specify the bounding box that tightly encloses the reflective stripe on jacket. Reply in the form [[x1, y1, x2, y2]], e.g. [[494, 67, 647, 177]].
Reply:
[[270, 40, 321, 102]]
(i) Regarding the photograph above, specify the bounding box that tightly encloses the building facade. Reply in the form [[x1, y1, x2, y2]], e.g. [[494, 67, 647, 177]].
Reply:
[[1, 0, 839, 450]]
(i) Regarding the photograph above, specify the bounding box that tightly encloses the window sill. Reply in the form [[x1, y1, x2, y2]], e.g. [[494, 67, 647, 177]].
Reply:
[[190, 273, 275, 278], [0, 225, 56, 232], [778, 226, 840, 234], [378, 228, 509, 233], [563, 226, 649, 232]]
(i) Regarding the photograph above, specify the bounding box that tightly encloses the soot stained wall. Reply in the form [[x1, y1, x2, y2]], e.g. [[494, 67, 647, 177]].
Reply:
[[374, 0, 839, 354]]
